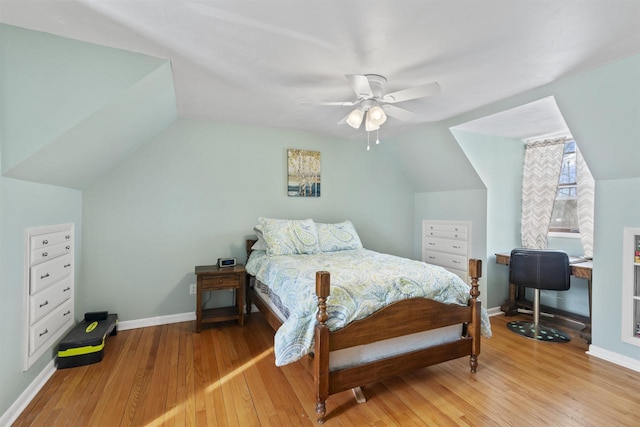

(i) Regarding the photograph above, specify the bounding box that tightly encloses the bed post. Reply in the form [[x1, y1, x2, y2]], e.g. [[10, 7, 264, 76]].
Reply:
[[468, 259, 482, 373], [245, 239, 257, 314], [314, 271, 331, 424]]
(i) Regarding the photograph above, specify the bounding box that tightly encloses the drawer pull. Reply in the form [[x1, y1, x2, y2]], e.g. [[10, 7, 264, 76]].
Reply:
[[39, 300, 49, 308], [65, 235, 71, 240], [42, 252, 48, 258], [452, 245, 460, 249], [42, 239, 49, 245], [41, 273, 50, 279], [64, 264, 71, 268], [453, 260, 461, 264], [428, 256, 436, 260], [39, 329, 49, 337], [428, 242, 435, 245], [454, 234, 459, 238], [65, 245, 70, 250], [63, 287, 71, 292], [63, 310, 71, 316]]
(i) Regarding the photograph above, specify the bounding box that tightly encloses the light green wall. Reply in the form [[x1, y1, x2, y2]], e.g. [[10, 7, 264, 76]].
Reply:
[[0, 23, 167, 174], [0, 177, 82, 416], [80, 120, 415, 320], [592, 178, 640, 357], [451, 130, 524, 309]]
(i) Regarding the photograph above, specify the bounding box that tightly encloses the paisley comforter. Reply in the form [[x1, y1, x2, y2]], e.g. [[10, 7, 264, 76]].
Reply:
[[246, 248, 492, 366]]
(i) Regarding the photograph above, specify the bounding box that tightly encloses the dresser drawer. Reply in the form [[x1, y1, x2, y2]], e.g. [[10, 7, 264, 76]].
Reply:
[[424, 250, 468, 272], [424, 229, 467, 241], [30, 230, 72, 251], [423, 237, 467, 256], [423, 223, 467, 233], [29, 299, 73, 356], [31, 241, 72, 266], [30, 277, 73, 325], [201, 275, 240, 290], [30, 254, 73, 295]]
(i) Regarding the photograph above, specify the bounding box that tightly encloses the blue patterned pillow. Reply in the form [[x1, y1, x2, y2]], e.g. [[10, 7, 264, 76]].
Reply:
[[317, 221, 363, 252], [258, 218, 320, 256]]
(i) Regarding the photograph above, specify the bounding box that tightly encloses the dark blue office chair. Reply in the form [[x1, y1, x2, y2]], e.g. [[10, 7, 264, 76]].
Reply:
[[506, 249, 572, 342]]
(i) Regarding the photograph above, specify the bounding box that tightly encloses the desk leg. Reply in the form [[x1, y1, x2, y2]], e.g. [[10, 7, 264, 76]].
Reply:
[[580, 278, 592, 344], [500, 283, 519, 316]]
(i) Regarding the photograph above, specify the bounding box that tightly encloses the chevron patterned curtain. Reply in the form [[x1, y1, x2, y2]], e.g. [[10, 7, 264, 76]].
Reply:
[[521, 138, 565, 249], [576, 146, 595, 258]]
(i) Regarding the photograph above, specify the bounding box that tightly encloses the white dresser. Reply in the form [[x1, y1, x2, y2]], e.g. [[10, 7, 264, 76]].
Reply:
[[23, 223, 75, 370], [422, 220, 471, 283]]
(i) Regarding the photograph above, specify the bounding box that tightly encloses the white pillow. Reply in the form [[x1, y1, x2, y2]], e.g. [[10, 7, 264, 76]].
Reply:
[[317, 221, 363, 252], [251, 225, 268, 251], [258, 217, 320, 256]]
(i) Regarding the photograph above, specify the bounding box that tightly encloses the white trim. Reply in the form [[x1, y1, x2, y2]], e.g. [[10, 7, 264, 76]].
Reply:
[[587, 345, 640, 373], [118, 311, 195, 331], [0, 359, 56, 427], [548, 231, 581, 239], [486, 306, 503, 317]]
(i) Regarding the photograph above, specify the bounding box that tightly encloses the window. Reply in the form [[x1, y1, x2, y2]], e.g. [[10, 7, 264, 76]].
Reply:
[[549, 139, 578, 233]]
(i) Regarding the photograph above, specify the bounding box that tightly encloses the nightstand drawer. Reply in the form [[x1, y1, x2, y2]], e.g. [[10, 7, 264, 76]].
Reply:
[[201, 275, 240, 290]]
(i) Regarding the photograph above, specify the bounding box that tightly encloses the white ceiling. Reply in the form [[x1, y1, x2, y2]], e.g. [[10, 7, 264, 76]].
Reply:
[[451, 96, 570, 140], [2, 0, 639, 141]]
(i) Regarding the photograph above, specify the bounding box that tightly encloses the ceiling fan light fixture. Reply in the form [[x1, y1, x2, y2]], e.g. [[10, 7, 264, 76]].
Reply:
[[364, 112, 380, 131], [367, 105, 387, 126], [346, 108, 364, 129]]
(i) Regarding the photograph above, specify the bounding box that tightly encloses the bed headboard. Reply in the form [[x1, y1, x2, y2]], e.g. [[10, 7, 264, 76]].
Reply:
[[246, 239, 257, 263]]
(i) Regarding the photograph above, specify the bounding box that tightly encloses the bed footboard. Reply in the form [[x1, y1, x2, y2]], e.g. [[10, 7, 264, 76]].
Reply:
[[313, 259, 482, 424]]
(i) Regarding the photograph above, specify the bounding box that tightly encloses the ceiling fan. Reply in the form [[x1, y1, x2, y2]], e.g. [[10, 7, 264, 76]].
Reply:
[[318, 74, 441, 131]]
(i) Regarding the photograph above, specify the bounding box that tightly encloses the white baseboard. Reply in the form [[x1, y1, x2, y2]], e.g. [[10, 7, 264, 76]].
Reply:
[[0, 359, 56, 427], [117, 311, 195, 331], [486, 306, 503, 317], [2, 311, 196, 425], [587, 345, 640, 373]]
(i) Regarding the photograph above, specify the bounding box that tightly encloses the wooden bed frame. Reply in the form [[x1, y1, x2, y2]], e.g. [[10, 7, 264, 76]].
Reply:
[[244, 239, 482, 424]]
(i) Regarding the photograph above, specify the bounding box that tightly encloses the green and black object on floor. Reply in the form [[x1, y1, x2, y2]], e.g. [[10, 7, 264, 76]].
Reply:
[[57, 311, 118, 369]]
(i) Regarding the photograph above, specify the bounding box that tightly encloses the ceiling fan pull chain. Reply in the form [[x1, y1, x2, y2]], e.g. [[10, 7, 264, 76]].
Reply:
[[376, 129, 380, 145], [367, 132, 371, 151]]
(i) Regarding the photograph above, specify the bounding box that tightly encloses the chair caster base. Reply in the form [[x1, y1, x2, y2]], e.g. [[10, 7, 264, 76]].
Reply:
[[507, 320, 571, 343]]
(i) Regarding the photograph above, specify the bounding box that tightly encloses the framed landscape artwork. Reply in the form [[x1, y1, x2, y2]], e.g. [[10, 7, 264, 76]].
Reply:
[[287, 149, 321, 197]]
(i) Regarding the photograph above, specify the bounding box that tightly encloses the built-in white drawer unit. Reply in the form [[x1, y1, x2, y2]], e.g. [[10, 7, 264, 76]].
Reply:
[[30, 253, 73, 295], [29, 299, 73, 355], [422, 220, 471, 283], [24, 223, 75, 370], [30, 276, 73, 324]]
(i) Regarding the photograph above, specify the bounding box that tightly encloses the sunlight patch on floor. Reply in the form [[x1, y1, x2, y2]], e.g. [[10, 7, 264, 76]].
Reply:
[[144, 348, 273, 426]]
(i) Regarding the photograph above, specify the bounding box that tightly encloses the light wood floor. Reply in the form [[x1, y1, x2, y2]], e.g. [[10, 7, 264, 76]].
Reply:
[[12, 313, 640, 426]]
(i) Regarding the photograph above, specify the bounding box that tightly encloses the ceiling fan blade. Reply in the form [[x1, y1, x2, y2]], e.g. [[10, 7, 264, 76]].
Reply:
[[381, 104, 419, 121], [346, 74, 373, 98], [382, 81, 441, 103], [316, 101, 358, 106]]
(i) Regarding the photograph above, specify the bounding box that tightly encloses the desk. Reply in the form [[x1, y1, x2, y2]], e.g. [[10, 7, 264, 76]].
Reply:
[[496, 252, 592, 343]]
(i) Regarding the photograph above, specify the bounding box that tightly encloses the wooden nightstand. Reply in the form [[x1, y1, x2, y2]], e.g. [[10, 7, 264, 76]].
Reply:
[[194, 264, 245, 332]]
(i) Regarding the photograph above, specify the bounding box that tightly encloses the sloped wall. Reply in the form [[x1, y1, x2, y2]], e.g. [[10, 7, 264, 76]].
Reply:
[[0, 24, 177, 189]]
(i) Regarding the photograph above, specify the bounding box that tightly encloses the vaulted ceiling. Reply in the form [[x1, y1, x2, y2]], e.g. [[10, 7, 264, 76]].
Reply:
[[1, 1, 639, 141]]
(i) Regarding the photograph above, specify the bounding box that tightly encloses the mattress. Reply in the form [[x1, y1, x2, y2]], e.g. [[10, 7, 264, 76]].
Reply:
[[251, 276, 463, 371]]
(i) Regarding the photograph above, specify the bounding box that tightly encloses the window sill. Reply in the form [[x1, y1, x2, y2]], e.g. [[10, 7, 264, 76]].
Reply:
[[548, 231, 581, 239]]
